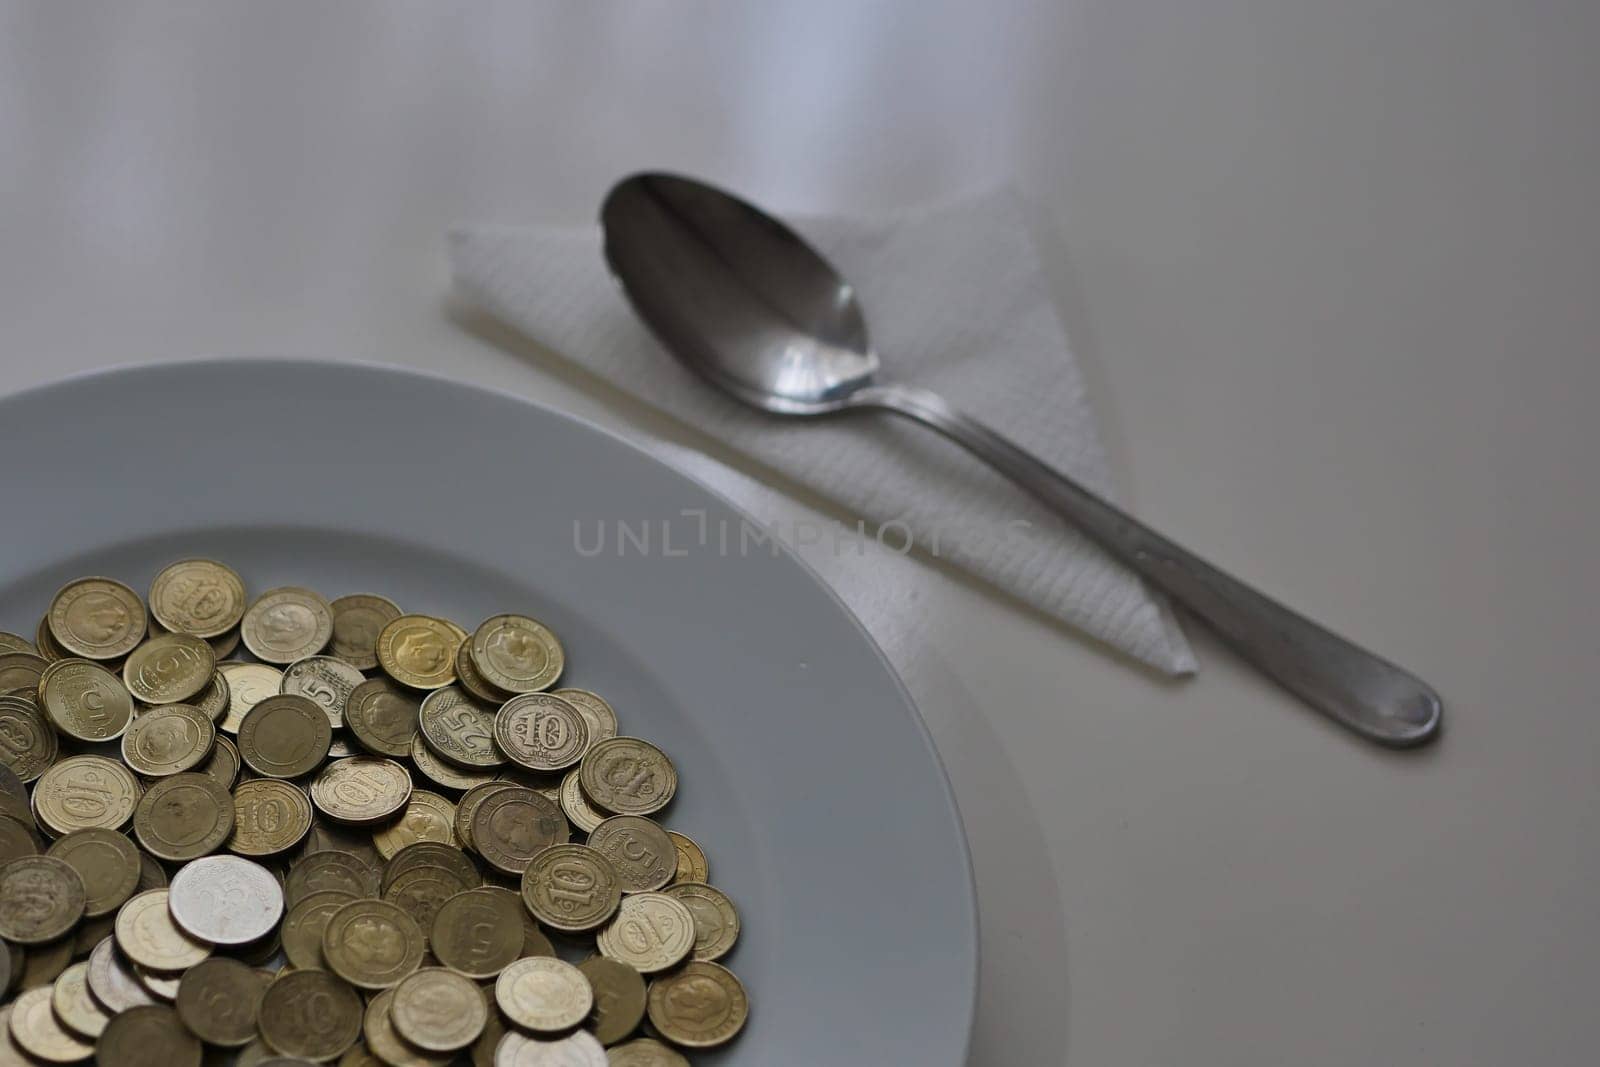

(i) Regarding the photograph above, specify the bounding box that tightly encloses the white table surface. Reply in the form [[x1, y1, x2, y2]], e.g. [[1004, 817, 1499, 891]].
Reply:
[[3, 3, 1597, 1064]]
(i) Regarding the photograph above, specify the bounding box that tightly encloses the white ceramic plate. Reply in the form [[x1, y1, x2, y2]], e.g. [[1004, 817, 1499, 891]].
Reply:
[[0, 359, 976, 1065]]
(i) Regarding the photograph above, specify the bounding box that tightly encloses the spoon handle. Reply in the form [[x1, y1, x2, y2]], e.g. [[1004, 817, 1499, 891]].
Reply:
[[856, 382, 1441, 747]]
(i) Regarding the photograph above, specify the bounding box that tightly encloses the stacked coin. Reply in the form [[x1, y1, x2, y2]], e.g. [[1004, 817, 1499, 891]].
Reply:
[[0, 560, 748, 1065]]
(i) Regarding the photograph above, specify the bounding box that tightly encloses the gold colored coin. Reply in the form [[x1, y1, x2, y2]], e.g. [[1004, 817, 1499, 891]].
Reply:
[[595, 893, 695, 974], [494, 693, 589, 773], [375, 616, 459, 691], [409, 733, 497, 792], [298, 818, 385, 872], [33, 615, 66, 662], [417, 687, 504, 769], [37, 658, 133, 741], [281, 890, 358, 970], [44, 829, 141, 917], [122, 631, 216, 705], [320, 898, 426, 990], [453, 781, 517, 851], [380, 842, 481, 894], [94, 1003, 203, 1067], [120, 703, 215, 777], [216, 662, 283, 734], [453, 638, 509, 705], [428, 887, 523, 979], [469, 615, 563, 694], [470, 787, 568, 876], [0, 815, 38, 865], [0, 687, 55, 782], [494, 1030, 607, 1066], [196, 732, 241, 789], [208, 626, 241, 659], [0, 632, 34, 656], [311, 757, 412, 825], [493, 956, 593, 1033], [149, 558, 247, 639], [19, 935, 74, 990], [663, 881, 740, 962], [237, 694, 332, 779], [113, 890, 209, 971], [328, 595, 402, 672], [33, 755, 140, 834], [361, 986, 451, 1067], [344, 678, 420, 758], [577, 956, 647, 1046], [257, 968, 364, 1062], [645, 960, 749, 1049], [578, 737, 676, 817], [390, 967, 487, 1052], [47, 577, 146, 662], [521, 843, 620, 933], [371, 790, 458, 860], [552, 688, 618, 745], [382, 865, 471, 943], [241, 586, 334, 665], [132, 772, 235, 862], [50, 960, 111, 1039], [190, 669, 231, 723], [558, 769, 606, 834], [667, 832, 709, 885], [174, 956, 270, 1047], [286, 851, 379, 907], [281, 655, 366, 730], [605, 1037, 691, 1066], [9, 985, 94, 1063], [586, 816, 675, 894], [228, 779, 314, 857]]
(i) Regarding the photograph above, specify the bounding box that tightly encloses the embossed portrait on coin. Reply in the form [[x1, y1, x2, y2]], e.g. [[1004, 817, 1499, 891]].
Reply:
[[261, 603, 314, 646]]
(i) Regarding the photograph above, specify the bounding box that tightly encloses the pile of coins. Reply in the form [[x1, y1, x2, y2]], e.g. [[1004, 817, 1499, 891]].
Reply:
[[0, 560, 748, 1066]]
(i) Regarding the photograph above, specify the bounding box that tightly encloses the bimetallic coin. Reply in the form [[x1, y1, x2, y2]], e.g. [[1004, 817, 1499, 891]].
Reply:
[[494, 1030, 607, 1067], [409, 734, 497, 792], [0, 694, 56, 783], [390, 967, 487, 1052], [428, 888, 524, 979], [311, 757, 412, 825], [10, 985, 94, 1063], [47, 577, 146, 661], [51, 960, 111, 1039], [120, 703, 215, 777], [0, 856, 86, 944], [228, 779, 314, 857], [646, 960, 748, 1049], [168, 855, 283, 944], [196, 733, 241, 790], [281, 890, 358, 970], [595, 893, 695, 974], [494, 956, 593, 1033], [376, 616, 459, 691], [285, 851, 379, 906], [190, 669, 231, 723], [470, 787, 569, 876], [149, 558, 247, 639], [663, 881, 740, 962], [494, 693, 589, 773], [469, 615, 564, 694], [175, 956, 270, 1047], [521, 844, 620, 933], [418, 687, 504, 769], [94, 1004, 203, 1067], [577, 956, 647, 1046], [257, 968, 364, 1062], [37, 658, 133, 741], [281, 656, 365, 730], [122, 632, 216, 705], [667, 832, 709, 885], [133, 772, 235, 862], [241, 587, 334, 666], [237, 694, 333, 779], [586, 817, 675, 894], [44, 829, 141, 917], [552, 688, 618, 746], [33, 755, 140, 835], [454, 638, 509, 705], [578, 737, 676, 817], [216, 662, 284, 734], [320, 899, 426, 990], [328, 595, 402, 673], [114, 890, 209, 970], [84, 936, 157, 1013], [344, 678, 420, 758], [371, 790, 457, 860], [361, 987, 451, 1067], [454, 781, 517, 851], [605, 1038, 691, 1066], [558, 770, 606, 834]]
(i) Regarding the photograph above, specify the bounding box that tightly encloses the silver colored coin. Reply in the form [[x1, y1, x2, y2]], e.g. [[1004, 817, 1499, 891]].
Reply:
[[167, 855, 284, 945], [494, 1029, 606, 1067]]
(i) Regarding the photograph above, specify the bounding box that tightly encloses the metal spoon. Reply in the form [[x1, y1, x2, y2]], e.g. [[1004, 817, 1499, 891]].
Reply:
[[600, 172, 1442, 748]]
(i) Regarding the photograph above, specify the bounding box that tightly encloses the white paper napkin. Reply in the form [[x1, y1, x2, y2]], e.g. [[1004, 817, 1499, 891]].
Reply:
[[449, 189, 1195, 675]]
